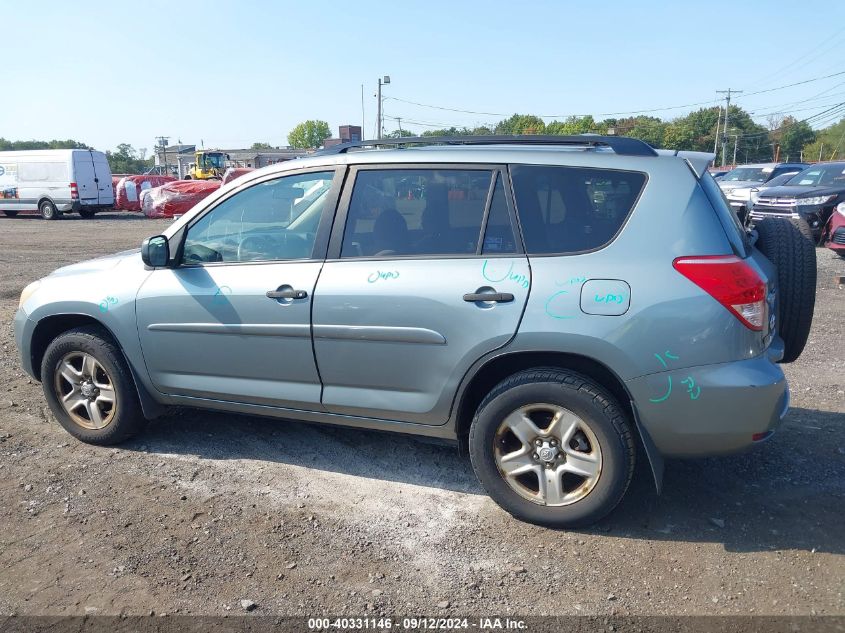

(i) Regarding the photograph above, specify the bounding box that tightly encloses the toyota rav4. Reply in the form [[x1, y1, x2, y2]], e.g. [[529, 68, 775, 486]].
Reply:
[[14, 136, 816, 527]]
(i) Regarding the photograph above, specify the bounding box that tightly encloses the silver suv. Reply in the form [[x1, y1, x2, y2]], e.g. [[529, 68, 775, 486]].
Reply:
[[13, 136, 816, 527]]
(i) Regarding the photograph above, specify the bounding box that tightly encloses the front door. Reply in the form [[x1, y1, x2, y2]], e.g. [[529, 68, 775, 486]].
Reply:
[[136, 168, 341, 409], [313, 166, 529, 424]]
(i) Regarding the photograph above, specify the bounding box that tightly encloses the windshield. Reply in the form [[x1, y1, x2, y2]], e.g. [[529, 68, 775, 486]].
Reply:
[[201, 153, 225, 169], [762, 172, 799, 188], [722, 167, 771, 183], [785, 164, 845, 187]]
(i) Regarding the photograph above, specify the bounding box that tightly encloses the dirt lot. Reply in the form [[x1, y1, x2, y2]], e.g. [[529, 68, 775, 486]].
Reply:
[[0, 212, 843, 618]]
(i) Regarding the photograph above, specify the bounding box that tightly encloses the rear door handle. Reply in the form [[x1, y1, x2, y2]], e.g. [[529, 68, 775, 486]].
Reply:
[[463, 292, 514, 303], [266, 289, 308, 300]]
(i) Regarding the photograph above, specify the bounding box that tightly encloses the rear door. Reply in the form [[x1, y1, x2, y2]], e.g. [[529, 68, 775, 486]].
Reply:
[[91, 151, 114, 205], [73, 151, 98, 204], [312, 165, 529, 424]]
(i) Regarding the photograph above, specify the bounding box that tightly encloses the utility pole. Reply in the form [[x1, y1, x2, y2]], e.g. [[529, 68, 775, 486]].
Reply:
[[713, 105, 722, 155], [716, 89, 743, 167], [376, 75, 391, 139], [396, 116, 402, 136], [730, 132, 740, 167], [155, 136, 169, 175]]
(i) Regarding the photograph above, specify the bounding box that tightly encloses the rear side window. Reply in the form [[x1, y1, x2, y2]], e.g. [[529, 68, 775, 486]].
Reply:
[[699, 171, 749, 256], [341, 169, 494, 257], [510, 165, 646, 254]]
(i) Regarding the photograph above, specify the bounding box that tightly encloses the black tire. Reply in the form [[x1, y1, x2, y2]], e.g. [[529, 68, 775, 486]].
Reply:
[[183, 175, 192, 180], [468, 368, 635, 528], [3, 210, 19, 218], [39, 199, 59, 220], [41, 326, 146, 445], [755, 217, 816, 363], [79, 209, 96, 219]]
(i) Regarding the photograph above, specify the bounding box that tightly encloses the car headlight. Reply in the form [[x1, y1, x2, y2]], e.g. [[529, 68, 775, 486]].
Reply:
[[19, 280, 41, 308], [837, 202, 845, 218], [796, 195, 836, 206], [728, 188, 752, 200]]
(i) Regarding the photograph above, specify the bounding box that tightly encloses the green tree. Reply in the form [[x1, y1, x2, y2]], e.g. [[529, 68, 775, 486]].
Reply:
[[769, 116, 815, 162], [607, 116, 667, 147], [105, 144, 153, 174], [0, 138, 89, 150], [250, 142, 273, 150], [801, 117, 845, 162], [421, 126, 472, 137], [287, 120, 332, 149], [494, 114, 546, 135], [546, 115, 605, 136], [385, 128, 416, 138]]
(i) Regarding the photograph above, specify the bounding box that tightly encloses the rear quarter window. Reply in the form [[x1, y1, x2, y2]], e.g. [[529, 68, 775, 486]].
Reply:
[[510, 165, 646, 254], [698, 171, 749, 256]]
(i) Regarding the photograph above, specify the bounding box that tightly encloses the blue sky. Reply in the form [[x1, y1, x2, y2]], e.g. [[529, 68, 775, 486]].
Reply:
[[3, 0, 845, 153]]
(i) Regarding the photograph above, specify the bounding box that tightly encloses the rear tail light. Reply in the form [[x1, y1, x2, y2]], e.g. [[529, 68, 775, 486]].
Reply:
[[70, 182, 79, 199], [673, 255, 766, 331]]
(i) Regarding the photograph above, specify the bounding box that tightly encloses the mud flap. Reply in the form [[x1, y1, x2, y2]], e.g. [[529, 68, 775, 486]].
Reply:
[[631, 401, 664, 495]]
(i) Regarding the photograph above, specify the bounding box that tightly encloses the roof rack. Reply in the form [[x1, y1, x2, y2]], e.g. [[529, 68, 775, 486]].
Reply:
[[314, 135, 658, 157]]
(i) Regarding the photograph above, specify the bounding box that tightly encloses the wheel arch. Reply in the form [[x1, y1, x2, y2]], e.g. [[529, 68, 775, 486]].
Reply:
[[30, 313, 165, 419], [36, 195, 56, 210], [454, 350, 663, 492]]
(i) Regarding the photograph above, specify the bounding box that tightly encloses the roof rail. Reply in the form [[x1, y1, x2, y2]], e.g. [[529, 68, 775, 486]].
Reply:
[[314, 135, 658, 157]]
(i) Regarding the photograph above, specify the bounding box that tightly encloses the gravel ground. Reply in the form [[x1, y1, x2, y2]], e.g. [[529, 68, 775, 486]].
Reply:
[[0, 212, 843, 617]]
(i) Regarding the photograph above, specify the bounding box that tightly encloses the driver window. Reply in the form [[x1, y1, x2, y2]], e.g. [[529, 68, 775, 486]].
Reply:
[[182, 171, 334, 264]]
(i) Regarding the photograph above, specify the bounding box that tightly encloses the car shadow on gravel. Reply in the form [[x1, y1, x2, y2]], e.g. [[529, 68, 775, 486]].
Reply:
[[124, 405, 844, 553]]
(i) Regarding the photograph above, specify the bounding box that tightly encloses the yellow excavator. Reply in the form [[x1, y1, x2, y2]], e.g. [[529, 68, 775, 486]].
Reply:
[[185, 150, 227, 180]]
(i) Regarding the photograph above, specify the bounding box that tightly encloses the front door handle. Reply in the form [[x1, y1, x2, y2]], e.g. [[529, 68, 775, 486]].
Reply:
[[463, 292, 514, 303], [266, 289, 308, 300]]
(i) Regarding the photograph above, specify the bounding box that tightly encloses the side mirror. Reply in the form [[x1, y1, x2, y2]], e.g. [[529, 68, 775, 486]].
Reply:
[[141, 235, 169, 267]]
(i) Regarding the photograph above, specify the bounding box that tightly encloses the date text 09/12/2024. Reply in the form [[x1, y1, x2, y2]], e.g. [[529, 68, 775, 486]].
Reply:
[[307, 616, 528, 630]]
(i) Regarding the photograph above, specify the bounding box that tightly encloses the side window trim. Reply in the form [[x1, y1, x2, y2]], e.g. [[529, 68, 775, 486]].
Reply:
[[174, 166, 345, 267], [474, 171, 498, 256], [325, 163, 519, 261]]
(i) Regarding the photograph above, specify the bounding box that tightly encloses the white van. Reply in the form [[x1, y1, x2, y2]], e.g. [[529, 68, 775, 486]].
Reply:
[[0, 149, 114, 220]]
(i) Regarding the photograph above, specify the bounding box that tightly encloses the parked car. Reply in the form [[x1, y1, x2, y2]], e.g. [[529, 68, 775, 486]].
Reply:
[[724, 171, 803, 224], [718, 162, 808, 216], [822, 201, 845, 258], [14, 135, 815, 527], [709, 168, 730, 181], [749, 161, 845, 240], [0, 149, 114, 219]]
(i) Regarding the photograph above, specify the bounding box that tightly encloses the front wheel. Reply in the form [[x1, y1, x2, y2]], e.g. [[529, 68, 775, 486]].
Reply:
[[469, 369, 635, 527], [41, 326, 146, 445], [79, 209, 96, 219], [3, 210, 19, 218]]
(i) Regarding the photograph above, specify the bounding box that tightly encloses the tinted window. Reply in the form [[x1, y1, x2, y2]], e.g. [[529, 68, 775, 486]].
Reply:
[[511, 165, 646, 254], [341, 169, 493, 257], [482, 175, 518, 254], [182, 171, 334, 264]]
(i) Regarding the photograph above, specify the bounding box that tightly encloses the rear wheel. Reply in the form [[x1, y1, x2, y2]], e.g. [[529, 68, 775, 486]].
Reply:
[[41, 326, 146, 445], [39, 199, 59, 220], [469, 369, 635, 527], [3, 210, 19, 218], [755, 217, 816, 363], [79, 209, 96, 219]]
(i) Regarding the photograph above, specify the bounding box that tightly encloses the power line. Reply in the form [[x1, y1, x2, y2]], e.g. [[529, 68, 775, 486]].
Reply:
[[741, 26, 845, 90], [387, 70, 845, 122]]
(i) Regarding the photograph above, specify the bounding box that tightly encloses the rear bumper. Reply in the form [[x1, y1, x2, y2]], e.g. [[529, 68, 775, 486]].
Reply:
[[627, 355, 789, 457]]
